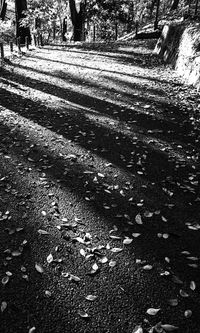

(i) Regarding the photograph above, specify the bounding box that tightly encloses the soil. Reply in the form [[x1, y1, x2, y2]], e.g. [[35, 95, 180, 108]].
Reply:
[[0, 39, 200, 333]]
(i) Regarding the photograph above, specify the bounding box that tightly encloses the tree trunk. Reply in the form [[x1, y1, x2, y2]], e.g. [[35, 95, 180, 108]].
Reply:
[[0, 0, 7, 20], [62, 17, 67, 42], [170, 0, 180, 11], [195, 0, 199, 15], [93, 23, 95, 42], [69, 0, 85, 41], [15, 0, 31, 44], [115, 21, 118, 40], [154, 0, 160, 30]]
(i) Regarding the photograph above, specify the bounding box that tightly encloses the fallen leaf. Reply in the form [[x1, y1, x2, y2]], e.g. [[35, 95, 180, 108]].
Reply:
[[184, 309, 192, 318], [45, 290, 52, 297], [97, 173, 105, 178], [110, 247, 123, 253], [1, 301, 7, 312], [143, 265, 153, 270], [179, 289, 189, 297], [123, 237, 133, 245], [69, 274, 81, 282], [144, 211, 153, 218], [146, 308, 160, 315], [132, 233, 141, 238], [11, 250, 22, 257], [109, 235, 121, 240], [1, 276, 9, 285], [132, 325, 143, 333], [80, 249, 86, 257], [73, 237, 85, 244], [92, 263, 98, 271], [109, 260, 117, 267], [28, 327, 36, 333], [78, 310, 89, 318], [38, 229, 49, 235], [190, 280, 196, 290], [35, 263, 44, 274], [161, 324, 179, 331], [85, 295, 97, 301], [135, 214, 143, 225], [99, 256, 108, 264], [47, 254, 54, 264]]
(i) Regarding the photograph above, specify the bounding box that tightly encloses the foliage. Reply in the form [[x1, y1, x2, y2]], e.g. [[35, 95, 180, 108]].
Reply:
[[0, 20, 15, 42], [21, 0, 68, 40]]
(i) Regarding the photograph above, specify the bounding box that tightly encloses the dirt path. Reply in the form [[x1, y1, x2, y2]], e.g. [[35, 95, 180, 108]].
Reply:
[[0, 40, 200, 333]]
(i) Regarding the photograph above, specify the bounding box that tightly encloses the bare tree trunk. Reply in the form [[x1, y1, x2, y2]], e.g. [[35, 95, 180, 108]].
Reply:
[[0, 0, 7, 20], [15, 0, 31, 44], [195, 0, 199, 15], [154, 0, 160, 30], [69, 0, 86, 41], [93, 23, 95, 42], [170, 0, 180, 11], [62, 17, 67, 42], [115, 21, 118, 40]]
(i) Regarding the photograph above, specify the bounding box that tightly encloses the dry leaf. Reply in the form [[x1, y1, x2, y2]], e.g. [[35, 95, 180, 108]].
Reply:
[[73, 237, 85, 244], [184, 309, 192, 318], [132, 233, 141, 238], [1, 301, 7, 312], [161, 324, 179, 331], [190, 281, 196, 290], [85, 295, 97, 301], [28, 327, 36, 333], [2, 276, 9, 285], [123, 237, 133, 245], [69, 274, 80, 282], [80, 249, 86, 257], [47, 254, 54, 264], [11, 250, 22, 257], [179, 289, 189, 297], [45, 290, 52, 297], [146, 308, 160, 315], [38, 229, 49, 235], [109, 235, 121, 240], [99, 256, 108, 264], [35, 263, 44, 274], [135, 214, 143, 225], [92, 263, 98, 271], [110, 247, 123, 253], [132, 326, 143, 333], [109, 260, 117, 267], [143, 264, 153, 270], [78, 310, 89, 318]]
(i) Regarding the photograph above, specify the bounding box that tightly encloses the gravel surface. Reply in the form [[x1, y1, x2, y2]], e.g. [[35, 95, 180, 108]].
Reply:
[[0, 40, 200, 333]]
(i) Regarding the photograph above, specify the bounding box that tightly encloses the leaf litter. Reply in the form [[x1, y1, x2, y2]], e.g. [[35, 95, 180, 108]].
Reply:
[[1, 39, 200, 332]]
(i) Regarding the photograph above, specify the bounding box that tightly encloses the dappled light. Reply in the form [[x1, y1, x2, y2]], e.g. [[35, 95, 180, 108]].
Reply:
[[0, 37, 200, 333]]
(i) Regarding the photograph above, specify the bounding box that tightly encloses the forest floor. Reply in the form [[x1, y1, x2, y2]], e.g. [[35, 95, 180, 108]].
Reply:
[[0, 39, 200, 333]]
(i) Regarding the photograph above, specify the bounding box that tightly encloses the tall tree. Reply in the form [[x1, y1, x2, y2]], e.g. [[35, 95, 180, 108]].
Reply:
[[69, 0, 86, 41], [0, 0, 7, 20], [15, 0, 31, 44], [154, 0, 160, 29]]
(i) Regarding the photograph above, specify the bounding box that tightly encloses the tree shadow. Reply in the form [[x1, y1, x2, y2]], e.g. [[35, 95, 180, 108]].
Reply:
[[1, 83, 200, 332], [1, 104, 200, 333], [1, 65, 198, 151]]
